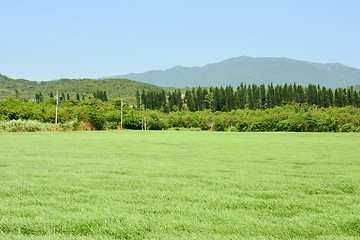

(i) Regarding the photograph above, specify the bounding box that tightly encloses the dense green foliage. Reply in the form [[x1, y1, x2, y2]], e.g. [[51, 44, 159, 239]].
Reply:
[[1, 131, 359, 239], [0, 74, 163, 103], [1, 78, 360, 132], [143, 106, 360, 132], [0, 119, 75, 132], [1, 98, 360, 132], [141, 83, 360, 112]]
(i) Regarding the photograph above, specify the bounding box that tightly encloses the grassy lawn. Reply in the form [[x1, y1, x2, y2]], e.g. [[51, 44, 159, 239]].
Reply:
[[0, 131, 359, 239]]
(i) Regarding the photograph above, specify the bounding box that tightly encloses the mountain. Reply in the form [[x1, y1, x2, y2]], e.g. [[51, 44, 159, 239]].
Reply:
[[102, 56, 360, 88], [0, 74, 163, 102]]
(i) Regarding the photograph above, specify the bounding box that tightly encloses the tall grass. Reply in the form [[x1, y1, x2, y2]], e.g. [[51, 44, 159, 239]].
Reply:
[[0, 119, 76, 132], [0, 131, 359, 239]]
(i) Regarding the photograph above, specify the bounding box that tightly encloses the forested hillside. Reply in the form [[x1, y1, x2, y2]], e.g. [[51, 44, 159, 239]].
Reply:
[[105, 56, 360, 88], [0, 74, 163, 102]]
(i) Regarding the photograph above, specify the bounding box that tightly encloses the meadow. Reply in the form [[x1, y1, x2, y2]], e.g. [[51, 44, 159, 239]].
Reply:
[[0, 131, 359, 239]]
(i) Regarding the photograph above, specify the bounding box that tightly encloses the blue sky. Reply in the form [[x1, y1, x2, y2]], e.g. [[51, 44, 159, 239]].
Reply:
[[1, 0, 359, 81]]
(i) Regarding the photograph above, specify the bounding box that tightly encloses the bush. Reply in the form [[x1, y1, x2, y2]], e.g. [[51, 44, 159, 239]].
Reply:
[[59, 122, 74, 131], [213, 116, 226, 131], [227, 126, 238, 132], [339, 123, 356, 132], [123, 110, 142, 129], [235, 121, 248, 132], [72, 121, 81, 131], [0, 119, 54, 132], [146, 111, 166, 130], [167, 127, 201, 131], [106, 121, 119, 130], [88, 111, 106, 130], [105, 111, 120, 123]]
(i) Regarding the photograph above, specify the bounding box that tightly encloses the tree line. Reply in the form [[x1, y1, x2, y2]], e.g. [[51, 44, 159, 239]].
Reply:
[[138, 83, 360, 112], [1, 97, 359, 132], [29, 90, 108, 103], [1, 82, 360, 132]]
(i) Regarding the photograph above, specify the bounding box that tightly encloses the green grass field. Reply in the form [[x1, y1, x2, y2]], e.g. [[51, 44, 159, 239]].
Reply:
[[0, 131, 359, 239]]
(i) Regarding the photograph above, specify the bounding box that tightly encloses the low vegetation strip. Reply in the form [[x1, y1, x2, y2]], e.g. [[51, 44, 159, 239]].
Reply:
[[0, 131, 359, 239], [1, 98, 360, 132]]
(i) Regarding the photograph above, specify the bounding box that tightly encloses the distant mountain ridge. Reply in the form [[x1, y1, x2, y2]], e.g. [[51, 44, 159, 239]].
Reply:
[[102, 56, 360, 88]]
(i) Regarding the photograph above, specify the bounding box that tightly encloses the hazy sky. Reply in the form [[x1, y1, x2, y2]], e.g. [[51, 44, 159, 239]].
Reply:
[[1, 0, 359, 81]]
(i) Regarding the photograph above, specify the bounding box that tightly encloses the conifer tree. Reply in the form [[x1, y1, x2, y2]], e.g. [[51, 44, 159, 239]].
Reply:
[[141, 90, 146, 107], [247, 85, 254, 109], [260, 84, 266, 108], [266, 84, 274, 108], [353, 90, 359, 107], [213, 87, 221, 111]]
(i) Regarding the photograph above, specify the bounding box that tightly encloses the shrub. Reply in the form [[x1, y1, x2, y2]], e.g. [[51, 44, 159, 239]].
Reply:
[[339, 123, 356, 132], [106, 121, 119, 130], [58, 122, 74, 131], [0, 119, 54, 132], [227, 126, 238, 132], [88, 111, 106, 130], [123, 110, 142, 129], [146, 111, 166, 130]]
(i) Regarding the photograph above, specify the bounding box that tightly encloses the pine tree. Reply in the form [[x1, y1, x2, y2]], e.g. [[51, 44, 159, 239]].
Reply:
[[297, 85, 305, 104], [274, 85, 281, 106], [176, 89, 183, 110], [334, 89, 342, 107], [239, 83, 247, 109], [292, 83, 298, 103], [35, 92, 43, 103], [141, 90, 146, 107], [160, 89, 166, 108], [320, 86, 329, 108], [225, 85, 235, 111], [185, 90, 194, 111], [203, 88, 210, 109], [213, 87, 221, 111], [196, 87, 204, 111], [168, 91, 174, 111], [103, 91, 108, 101], [252, 84, 260, 109], [15, 90, 20, 99], [266, 84, 273, 108], [260, 84, 266, 108], [282, 83, 288, 105], [353, 90, 359, 107], [347, 88, 353, 106], [247, 85, 254, 109], [342, 89, 347, 106], [316, 85, 321, 105], [327, 88, 334, 106]]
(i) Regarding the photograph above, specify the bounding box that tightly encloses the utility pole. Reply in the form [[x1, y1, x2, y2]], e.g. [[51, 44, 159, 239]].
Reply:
[[55, 90, 59, 132], [141, 104, 144, 130], [142, 105, 147, 130], [120, 98, 123, 130], [144, 114, 147, 131]]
